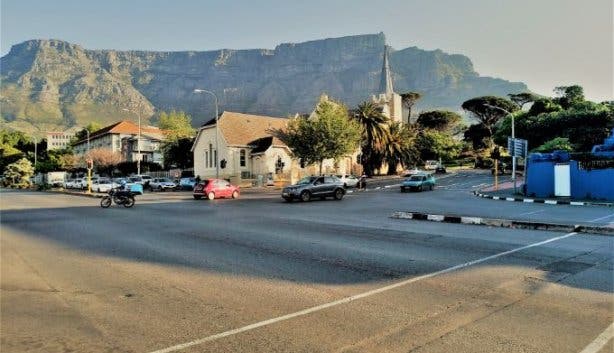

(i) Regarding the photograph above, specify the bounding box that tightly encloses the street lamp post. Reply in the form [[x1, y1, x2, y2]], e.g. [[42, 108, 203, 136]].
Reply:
[[484, 104, 517, 193], [122, 107, 142, 175], [193, 89, 219, 179]]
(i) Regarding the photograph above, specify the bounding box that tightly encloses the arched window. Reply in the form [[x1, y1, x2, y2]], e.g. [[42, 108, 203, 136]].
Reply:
[[240, 149, 246, 167]]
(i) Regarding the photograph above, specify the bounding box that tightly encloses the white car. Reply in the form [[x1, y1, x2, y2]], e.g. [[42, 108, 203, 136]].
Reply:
[[149, 178, 177, 191], [78, 177, 99, 189], [424, 160, 439, 170], [92, 178, 118, 193], [336, 174, 359, 188], [63, 179, 78, 189]]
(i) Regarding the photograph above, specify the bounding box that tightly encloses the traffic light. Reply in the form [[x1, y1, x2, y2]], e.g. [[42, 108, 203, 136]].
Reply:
[[86, 159, 93, 170], [220, 159, 227, 169]]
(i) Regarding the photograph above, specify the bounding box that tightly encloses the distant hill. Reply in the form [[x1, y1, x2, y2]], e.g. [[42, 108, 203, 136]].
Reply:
[[0, 33, 527, 135]]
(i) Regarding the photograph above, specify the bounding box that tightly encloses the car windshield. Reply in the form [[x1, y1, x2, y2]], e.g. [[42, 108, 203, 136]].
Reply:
[[297, 176, 316, 185], [159, 178, 172, 183], [409, 175, 425, 181]]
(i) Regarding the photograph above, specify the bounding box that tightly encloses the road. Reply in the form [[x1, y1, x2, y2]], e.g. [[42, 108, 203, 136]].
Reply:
[[1, 173, 613, 353]]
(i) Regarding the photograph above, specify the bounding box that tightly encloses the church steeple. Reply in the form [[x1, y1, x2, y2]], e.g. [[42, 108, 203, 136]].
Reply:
[[379, 45, 394, 96]]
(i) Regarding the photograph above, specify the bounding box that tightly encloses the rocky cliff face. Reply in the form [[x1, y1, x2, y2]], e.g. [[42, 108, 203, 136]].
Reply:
[[1, 33, 527, 133]]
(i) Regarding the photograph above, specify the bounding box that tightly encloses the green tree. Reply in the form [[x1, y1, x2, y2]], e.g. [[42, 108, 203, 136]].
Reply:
[[74, 122, 103, 142], [416, 110, 463, 133], [400, 92, 422, 122], [4, 158, 34, 188], [417, 129, 463, 162], [384, 122, 419, 175], [527, 98, 563, 116], [554, 85, 584, 109], [273, 96, 361, 174], [533, 137, 574, 153], [508, 92, 540, 108], [461, 96, 519, 148], [464, 124, 490, 150], [162, 137, 194, 169], [351, 101, 390, 176], [158, 110, 196, 141]]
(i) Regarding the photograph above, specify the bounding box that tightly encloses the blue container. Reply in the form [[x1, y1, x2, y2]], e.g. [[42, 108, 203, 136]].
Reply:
[[130, 184, 143, 195]]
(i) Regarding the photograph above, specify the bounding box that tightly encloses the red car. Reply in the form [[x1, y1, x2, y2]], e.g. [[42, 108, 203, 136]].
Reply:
[[193, 178, 240, 200]]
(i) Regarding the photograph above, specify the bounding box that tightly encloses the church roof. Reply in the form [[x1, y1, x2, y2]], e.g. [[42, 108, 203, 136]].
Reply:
[[378, 45, 394, 96], [198, 111, 289, 148]]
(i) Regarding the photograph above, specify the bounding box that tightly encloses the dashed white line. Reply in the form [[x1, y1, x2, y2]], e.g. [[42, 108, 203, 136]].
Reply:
[[578, 322, 614, 353], [517, 209, 546, 216], [148, 232, 578, 353]]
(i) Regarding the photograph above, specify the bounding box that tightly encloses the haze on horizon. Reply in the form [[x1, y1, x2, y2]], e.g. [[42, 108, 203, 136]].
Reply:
[[1, 0, 612, 102]]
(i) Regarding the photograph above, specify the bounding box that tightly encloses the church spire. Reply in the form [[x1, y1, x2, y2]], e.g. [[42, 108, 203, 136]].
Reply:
[[379, 45, 394, 96]]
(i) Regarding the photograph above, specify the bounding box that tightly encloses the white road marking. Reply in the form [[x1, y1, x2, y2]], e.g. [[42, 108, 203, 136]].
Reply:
[[588, 214, 614, 223], [148, 232, 579, 353], [517, 209, 546, 216], [578, 322, 614, 353], [545, 200, 558, 205]]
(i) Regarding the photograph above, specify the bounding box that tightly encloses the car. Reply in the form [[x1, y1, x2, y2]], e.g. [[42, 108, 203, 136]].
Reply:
[[129, 175, 153, 189], [92, 178, 118, 193], [193, 178, 240, 200], [113, 177, 143, 195], [150, 177, 177, 191], [400, 173, 436, 192], [424, 160, 439, 170], [281, 176, 345, 202], [179, 177, 197, 190], [435, 163, 447, 174], [401, 167, 423, 177], [335, 174, 359, 188], [78, 177, 99, 190], [63, 179, 78, 189]]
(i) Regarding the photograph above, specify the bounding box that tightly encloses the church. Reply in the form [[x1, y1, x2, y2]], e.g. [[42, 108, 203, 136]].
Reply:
[[372, 45, 405, 124]]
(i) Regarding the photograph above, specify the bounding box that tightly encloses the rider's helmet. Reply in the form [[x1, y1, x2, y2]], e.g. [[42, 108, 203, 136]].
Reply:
[[120, 179, 127, 187]]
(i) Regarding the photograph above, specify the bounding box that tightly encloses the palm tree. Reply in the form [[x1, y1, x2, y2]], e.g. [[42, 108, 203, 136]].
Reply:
[[384, 122, 419, 175], [352, 101, 390, 176]]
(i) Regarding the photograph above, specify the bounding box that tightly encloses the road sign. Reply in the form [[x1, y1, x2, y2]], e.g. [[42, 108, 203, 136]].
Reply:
[[507, 137, 528, 157]]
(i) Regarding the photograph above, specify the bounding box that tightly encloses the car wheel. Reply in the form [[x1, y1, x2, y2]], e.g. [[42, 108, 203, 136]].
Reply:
[[231, 190, 239, 199], [193, 195, 202, 200], [419, 185, 424, 192], [333, 188, 344, 200], [283, 197, 293, 203], [207, 191, 215, 200], [401, 187, 406, 193], [300, 191, 311, 202]]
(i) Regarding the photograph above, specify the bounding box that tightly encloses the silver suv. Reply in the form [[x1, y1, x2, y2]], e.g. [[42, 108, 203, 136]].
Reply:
[[282, 176, 345, 202]]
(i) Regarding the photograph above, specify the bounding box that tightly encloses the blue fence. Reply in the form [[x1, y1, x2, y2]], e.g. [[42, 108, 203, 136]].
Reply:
[[526, 129, 614, 201]]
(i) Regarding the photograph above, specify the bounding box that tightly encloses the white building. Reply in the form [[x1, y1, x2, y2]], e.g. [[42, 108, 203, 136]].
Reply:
[[371, 45, 404, 123], [72, 120, 165, 165], [46, 126, 81, 151]]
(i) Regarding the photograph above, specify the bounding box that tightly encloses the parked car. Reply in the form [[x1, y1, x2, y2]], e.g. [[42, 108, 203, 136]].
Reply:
[[282, 176, 345, 202], [129, 175, 153, 189], [63, 179, 78, 189], [92, 178, 118, 193], [424, 160, 439, 170], [79, 177, 99, 190], [113, 177, 143, 195], [401, 167, 423, 177], [335, 174, 359, 188], [150, 178, 177, 191], [193, 178, 240, 200], [400, 173, 436, 192], [179, 177, 197, 190]]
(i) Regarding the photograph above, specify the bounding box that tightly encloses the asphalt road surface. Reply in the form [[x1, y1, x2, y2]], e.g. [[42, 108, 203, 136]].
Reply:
[[1, 175, 613, 353]]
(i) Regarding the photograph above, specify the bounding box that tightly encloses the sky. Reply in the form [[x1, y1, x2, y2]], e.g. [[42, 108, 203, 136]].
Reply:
[[1, 0, 612, 102]]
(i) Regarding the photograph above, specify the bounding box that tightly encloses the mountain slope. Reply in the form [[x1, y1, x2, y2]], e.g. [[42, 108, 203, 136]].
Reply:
[[1, 33, 527, 134]]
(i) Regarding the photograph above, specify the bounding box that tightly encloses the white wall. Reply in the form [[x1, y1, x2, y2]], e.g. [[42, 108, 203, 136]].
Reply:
[[193, 127, 229, 179]]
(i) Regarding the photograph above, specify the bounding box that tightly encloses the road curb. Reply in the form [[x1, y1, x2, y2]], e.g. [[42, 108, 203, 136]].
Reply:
[[44, 190, 104, 198], [473, 191, 614, 207], [390, 211, 614, 236]]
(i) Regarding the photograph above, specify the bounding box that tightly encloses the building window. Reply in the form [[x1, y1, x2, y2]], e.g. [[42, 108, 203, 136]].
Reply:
[[240, 149, 246, 167], [205, 151, 209, 167], [209, 144, 213, 168], [214, 150, 217, 167]]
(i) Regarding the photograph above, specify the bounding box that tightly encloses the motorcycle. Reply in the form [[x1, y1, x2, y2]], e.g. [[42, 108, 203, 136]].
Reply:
[[100, 188, 135, 208]]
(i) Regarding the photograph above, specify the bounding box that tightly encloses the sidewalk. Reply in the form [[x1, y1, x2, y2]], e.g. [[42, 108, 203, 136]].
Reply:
[[475, 178, 613, 207]]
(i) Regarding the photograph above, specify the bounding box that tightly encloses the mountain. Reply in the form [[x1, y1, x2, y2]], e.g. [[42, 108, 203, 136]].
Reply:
[[0, 33, 527, 134]]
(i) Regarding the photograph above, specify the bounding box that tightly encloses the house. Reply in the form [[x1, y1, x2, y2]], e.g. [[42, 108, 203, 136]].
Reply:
[[72, 120, 165, 165], [191, 111, 359, 184], [46, 126, 81, 151], [192, 112, 291, 182]]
